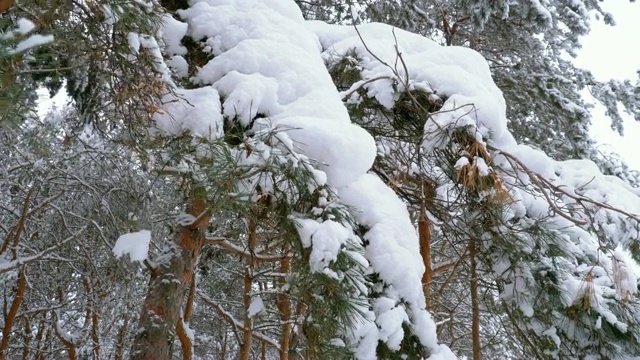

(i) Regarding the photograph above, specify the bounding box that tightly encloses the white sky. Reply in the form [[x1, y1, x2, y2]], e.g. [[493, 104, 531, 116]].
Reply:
[[574, 1, 640, 171], [573, 2, 640, 271]]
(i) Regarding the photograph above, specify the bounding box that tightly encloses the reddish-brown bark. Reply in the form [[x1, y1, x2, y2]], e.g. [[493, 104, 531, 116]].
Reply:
[[52, 319, 77, 360], [21, 317, 31, 360], [239, 218, 260, 360], [176, 319, 192, 360], [0, 270, 27, 360], [0, 0, 13, 15], [131, 192, 208, 360], [91, 310, 100, 359], [33, 321, 46, 360], [176, 275, 196, 360], [240, 270, 254, 360], [419, 202, 433, 310]]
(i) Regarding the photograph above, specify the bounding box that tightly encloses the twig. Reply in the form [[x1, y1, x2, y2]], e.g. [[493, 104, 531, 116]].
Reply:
[[198, 291, 281, 350], [490, 145, 640, 224], [353, 23, 393, 70], [204, 236, 290, 263], [340, 75, 394, 100]]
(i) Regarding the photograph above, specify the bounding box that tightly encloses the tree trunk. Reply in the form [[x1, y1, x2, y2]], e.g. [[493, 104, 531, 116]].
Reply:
[[278, 250, 292, 360], [83, 275, 102, 360], [33, 321, 49, 360], [53, 323, 77, 360], [91, 310, 100, 360], [0, 270, 26, 360], [131, 190, 208, 360], [240, 270, 254, 360], [21, 317, 31, 360], [240, 219, 258, 360], [470, 237, 481, 360], [114, 316, 128, 360], [176, 276, 196, 360], [419, 202, 432, 310], [176, 320, 192, 360], [0, 0, 13, 16]]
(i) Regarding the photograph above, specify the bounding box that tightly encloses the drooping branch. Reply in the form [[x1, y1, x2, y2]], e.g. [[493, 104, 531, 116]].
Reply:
[[490, 145, 640, 224], [0, 226, 86, 274], [203, 236, 290, 263]]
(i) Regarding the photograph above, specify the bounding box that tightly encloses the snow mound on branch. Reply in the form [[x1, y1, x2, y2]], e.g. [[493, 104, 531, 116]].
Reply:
[[171, 1, 453, 358], [613, 248, 638, 301], [113, 230, 151, 262], [179, 0, 375, 188], [152, 87, 223, 141], [339, 174, 443, 353], [160, 14, 188, 56], [309, 21, 513, 148], [247, 295, 265, 318], [339, 174, 424, 306], [295, 218, 357, 278], [2, 18, 54, 55]]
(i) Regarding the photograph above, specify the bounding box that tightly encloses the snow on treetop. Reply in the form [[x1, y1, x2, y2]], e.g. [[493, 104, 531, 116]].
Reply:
[[309, 21, 512, 149]]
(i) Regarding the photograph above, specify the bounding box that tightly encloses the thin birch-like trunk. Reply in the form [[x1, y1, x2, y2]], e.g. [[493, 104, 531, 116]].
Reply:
[[470, 237, 481, 360]]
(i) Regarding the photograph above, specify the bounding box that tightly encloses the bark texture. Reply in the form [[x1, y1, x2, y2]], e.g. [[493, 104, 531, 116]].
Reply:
[[131, 192, 208, 360]]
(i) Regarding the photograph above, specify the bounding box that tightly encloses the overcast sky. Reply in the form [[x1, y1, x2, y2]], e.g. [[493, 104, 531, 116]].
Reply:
[[574, 1, 640, 170]]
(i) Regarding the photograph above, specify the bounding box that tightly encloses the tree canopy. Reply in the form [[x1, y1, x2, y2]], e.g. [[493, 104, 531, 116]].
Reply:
[[1, 0, 640, 359]]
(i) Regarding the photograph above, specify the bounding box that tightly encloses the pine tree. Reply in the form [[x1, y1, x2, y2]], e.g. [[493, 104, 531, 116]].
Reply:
[[313, 13, 640, 359], [3, 0, 640, 359]]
